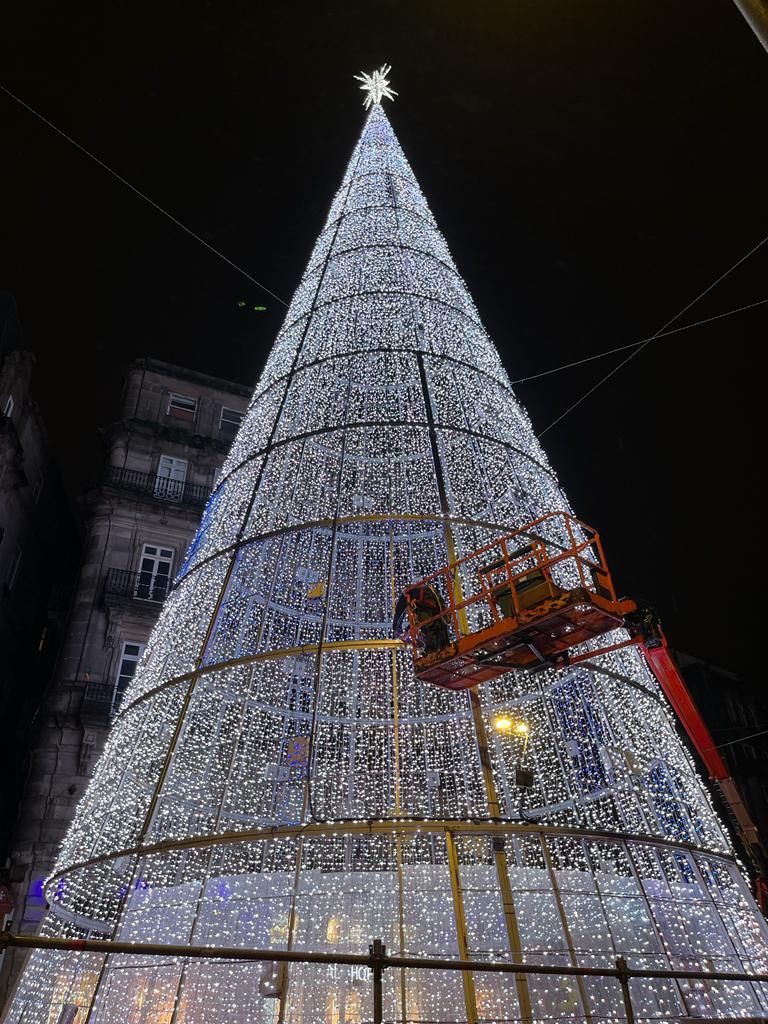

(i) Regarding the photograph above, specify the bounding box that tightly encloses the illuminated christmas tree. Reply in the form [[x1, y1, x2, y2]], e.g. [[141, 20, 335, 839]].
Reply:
[[7, 68, 768, 1024]]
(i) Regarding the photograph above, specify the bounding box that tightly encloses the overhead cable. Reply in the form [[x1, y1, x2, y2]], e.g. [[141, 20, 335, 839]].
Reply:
[[512, 298, 768, 385], [536, 234, 768, 437], [0, 82, 288, 307]]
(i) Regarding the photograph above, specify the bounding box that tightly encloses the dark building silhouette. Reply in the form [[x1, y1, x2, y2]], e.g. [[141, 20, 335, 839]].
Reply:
[[677, 652, 768, 865], [0, 291, 80, 888]]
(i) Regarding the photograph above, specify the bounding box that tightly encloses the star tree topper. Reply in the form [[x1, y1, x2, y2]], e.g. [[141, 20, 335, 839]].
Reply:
[[354, 64, 398, 109]]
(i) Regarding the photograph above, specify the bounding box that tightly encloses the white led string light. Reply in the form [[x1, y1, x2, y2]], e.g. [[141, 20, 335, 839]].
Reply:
[[6, 76, 768, 1024]]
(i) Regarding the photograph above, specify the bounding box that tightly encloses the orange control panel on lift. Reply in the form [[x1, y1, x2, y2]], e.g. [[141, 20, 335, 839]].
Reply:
[[394, 511, 768, 911]]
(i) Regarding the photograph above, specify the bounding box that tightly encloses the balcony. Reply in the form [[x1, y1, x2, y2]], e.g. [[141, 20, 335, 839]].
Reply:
[[80, 681, 116, 720], [104, 568, 170, 606], [103, 465, 209, 510]]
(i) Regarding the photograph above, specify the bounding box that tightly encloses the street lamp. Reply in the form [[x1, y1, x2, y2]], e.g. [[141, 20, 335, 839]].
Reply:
[[492, 715, 531, 753]]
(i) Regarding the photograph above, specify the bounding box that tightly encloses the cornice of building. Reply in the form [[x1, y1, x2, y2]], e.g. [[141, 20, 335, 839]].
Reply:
[[128, 357, 252, 399]]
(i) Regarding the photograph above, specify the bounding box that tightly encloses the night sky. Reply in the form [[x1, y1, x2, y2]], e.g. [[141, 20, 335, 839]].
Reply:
[[1, 1, 765, 676]]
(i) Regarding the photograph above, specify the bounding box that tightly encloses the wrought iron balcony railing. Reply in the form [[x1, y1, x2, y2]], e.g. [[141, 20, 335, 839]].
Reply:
[[103, 465, 209, 509], [104, 568, 170, 605], [80, 681, 117, 720]]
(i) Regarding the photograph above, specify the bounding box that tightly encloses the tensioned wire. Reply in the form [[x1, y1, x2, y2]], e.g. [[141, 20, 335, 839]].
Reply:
[[0, 81, 288, 307], [2, 79, 765, 408], [536, 234, 768, 437], [511, 297, 767, 385]]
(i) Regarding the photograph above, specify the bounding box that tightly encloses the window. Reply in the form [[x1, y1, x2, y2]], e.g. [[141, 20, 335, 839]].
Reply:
[[113, 641, 146, 714], [135, 544, 173, 602], [219, 407, 244, 435], [154, 455, 188, 501], [3, 395, 13, 418], [167, 393, 197, 422], [6, 545, 22, 591]]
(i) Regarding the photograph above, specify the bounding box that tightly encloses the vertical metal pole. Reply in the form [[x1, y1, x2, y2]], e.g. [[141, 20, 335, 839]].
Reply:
[[541, 835, 593, 1024], [732, 0, 768, 51], [416, 343, 529, 1021], [394, 831, 408, 1024], [616, 957, 636, 1024], [389, 524, 408, 1024], [489, 835, 534, 1024], [622, 840, 687, 1013], [445, 831, 479, 1024], [469, 691, 533, 1023], [469, 691, 501, 819], [275, 826, 308, 1024], [370, 939, 385, 1024]]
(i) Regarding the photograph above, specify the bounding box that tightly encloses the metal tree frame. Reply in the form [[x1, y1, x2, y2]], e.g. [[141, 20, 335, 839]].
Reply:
[[5, 95, 768, 1024]]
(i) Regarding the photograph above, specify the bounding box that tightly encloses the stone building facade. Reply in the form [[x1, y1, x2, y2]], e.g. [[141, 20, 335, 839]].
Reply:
[[0, 357, 249, 1004]]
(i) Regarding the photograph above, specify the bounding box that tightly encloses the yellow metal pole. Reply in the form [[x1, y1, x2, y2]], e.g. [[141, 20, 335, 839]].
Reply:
[[445, 830, 479, 1024], [490, 830, 534, 1024], [444, 516, 534, 1024], [732, 0, 768, 51], [389, 523, 408, 1024], [541, 836, 593, 1023]]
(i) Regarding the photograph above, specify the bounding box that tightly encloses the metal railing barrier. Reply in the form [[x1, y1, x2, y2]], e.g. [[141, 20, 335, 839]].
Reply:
[[2, 931, 768, 1024]]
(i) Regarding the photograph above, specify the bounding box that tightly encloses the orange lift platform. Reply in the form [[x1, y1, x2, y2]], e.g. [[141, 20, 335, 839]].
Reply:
[[395, 511, 640, 690], [395, 510, 768, 910]]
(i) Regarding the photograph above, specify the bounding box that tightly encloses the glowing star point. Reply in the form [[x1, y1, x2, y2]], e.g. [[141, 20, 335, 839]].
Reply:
[[354, 63, 398, 109]]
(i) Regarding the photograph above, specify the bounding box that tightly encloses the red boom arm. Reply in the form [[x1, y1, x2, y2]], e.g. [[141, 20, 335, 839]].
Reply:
[[641, 630, 767, 911], [642, 632, 729, 781]]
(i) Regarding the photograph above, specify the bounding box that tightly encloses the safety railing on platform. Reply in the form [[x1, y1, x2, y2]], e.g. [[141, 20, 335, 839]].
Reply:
[[403, 510, 617, 651]]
